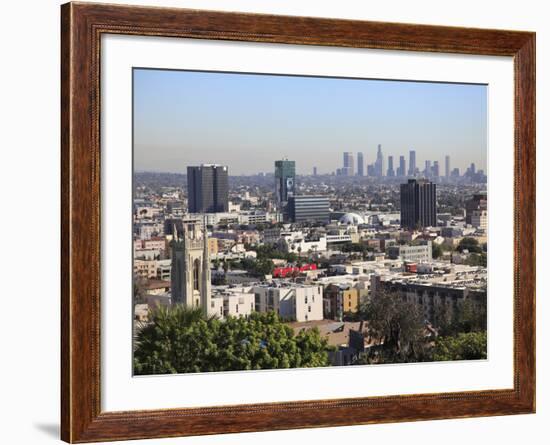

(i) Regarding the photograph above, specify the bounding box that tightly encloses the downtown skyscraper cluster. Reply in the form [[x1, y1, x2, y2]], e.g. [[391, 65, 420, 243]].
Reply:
[[338, 146, 419, 178], [332, 146, 482, 183]]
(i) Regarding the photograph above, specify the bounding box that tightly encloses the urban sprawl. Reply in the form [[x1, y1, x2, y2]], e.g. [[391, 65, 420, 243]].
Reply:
[[133, 146, 488, 374]]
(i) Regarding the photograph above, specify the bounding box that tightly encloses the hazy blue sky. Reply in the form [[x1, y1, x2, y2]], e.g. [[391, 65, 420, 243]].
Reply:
[[133, 68, 487, 175]]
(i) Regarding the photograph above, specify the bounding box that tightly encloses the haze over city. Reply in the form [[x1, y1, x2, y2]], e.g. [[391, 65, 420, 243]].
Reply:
[[133, 68, 487, 175]]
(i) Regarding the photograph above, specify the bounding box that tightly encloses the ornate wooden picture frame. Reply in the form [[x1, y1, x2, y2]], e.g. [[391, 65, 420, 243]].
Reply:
[[61, 2, 535, 442]]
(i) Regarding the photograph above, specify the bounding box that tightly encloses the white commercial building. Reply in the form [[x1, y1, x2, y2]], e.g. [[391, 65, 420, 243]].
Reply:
[[238, 211, 274, 225], [277, 231, 327, 254], [471, 210, 488, 231], [386, 242, 432, 263], [253, 283, 324, 322]]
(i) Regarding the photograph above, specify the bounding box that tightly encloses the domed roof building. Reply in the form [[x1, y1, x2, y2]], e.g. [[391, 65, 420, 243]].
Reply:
[[339, 213, 365, 225]]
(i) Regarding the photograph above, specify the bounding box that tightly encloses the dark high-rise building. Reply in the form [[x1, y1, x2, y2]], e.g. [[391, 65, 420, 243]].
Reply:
[[313, 166, 318, 176], [357, 152, 364, 176], [343, 152, 354, 176], [397, 155, 406, 177], [275, 159, 296, 205], [387, 156, 395, 177], [408, 150, 416, 176], [187, 164, 229, 213], [375, 144, 384, 177], [400, 179, 437, 230], [288, 195, 330, 223], [445, 155, 451, 179]]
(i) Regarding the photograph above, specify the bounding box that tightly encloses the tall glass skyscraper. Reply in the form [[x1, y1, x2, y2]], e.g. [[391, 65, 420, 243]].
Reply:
[[187, 164, 229, 213], [387, 155, 395, 177], [274, 159, 296, 205], [398, 155, 406, 177], [343, 152, 354, 176], [408, 150, 416, 176], [357, 152, 364, 176], [375, 144, 384, 177]]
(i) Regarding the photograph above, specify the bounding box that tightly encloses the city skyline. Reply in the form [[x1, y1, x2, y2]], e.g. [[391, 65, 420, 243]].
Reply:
[[134, 69, 487, 175]]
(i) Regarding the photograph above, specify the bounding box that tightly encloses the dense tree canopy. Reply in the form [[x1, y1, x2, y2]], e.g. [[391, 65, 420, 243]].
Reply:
[[357, 290, 429, 363], [465, 252, 487, 267], [433, 331, 487, 361], [432, 243, 443, 259], [433, 298, 487, 337], [457, 237, 482, 253], [134, 306, 332, 375], [355, 291, 487, 364], [249, 244, 299, 263], [240, 257, 274, 277]]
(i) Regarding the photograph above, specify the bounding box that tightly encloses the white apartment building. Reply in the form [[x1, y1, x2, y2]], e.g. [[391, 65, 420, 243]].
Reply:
[[209, 290, 255, 320], [253, 284, 324, 322]]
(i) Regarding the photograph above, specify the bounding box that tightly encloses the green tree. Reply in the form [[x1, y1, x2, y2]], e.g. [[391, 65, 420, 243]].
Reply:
[[432, 243, 443, 259], [250, 245, 298, 263], [240, 257, 274, 277], [134, 307, 332, 375], [433, 331, 487, 361], [357, 290, 427, 363], [133, 276, 147, 304], [466, 252, 487, 267], [435, 298, 487, 337], [457, 237, 482, 253]]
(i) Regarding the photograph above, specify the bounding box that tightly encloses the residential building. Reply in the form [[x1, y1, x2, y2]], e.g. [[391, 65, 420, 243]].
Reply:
[[210, 290, 255, 320], [323, 284, 360, 320], [253, 283, 324, 322], [375, 276, 486, 324]]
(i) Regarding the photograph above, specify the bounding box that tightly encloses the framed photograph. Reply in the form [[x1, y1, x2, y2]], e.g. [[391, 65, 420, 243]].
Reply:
[[61, 2, 535, 442]]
